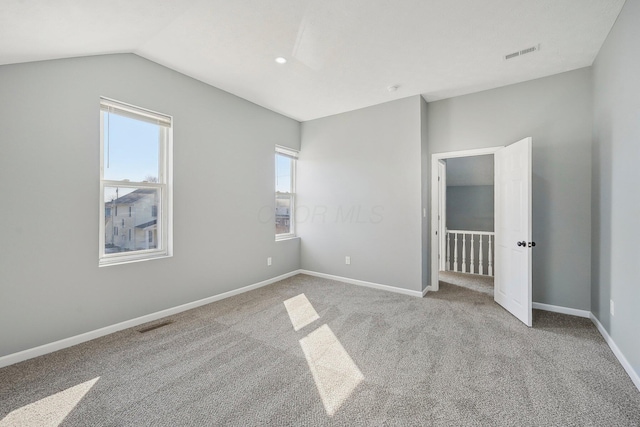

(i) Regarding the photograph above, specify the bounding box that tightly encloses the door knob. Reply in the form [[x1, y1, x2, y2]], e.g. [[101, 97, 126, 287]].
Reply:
[[517, 241, 526, 247]]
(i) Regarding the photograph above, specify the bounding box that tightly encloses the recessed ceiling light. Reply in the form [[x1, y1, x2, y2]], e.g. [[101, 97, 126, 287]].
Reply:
[[275, 57, 287, 64]]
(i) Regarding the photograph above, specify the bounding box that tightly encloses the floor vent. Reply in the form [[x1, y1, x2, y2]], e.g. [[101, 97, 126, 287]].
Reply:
[[138, 320, 174, 333], [504, 44, 540, 60]]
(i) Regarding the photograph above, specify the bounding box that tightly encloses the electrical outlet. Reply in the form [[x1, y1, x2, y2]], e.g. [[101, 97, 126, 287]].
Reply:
[[345, 256, 351, 265], [267, 257, 272, 266], [610, 299, 614, 316]]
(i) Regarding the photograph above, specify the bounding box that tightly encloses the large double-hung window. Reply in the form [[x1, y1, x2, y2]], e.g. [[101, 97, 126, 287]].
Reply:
[[275, 145, 298, 239], [99, 98, 172, 266]]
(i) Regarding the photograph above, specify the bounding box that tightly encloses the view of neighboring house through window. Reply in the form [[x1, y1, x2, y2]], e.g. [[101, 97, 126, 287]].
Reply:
[[275, 145, 297, 239], [99, 98, 172, 266]]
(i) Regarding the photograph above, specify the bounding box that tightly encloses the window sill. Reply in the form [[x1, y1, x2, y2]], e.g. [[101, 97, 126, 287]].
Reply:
[[276, 235, 299, 242], [99, 252, 172, 267]]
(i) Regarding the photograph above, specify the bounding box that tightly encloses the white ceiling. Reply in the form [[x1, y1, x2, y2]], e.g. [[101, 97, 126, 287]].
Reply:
[[447, 155, 494, 187], [0, 0, 625, 121]]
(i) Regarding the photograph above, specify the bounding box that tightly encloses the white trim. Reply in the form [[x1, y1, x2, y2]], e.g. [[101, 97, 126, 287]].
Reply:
[[432, 146, 504, 159], [299, 270, 423, 298], [422, 286, 433, 297], [532, 302, 590, 318], [437, 160, 446, 271], [275, 144, 299, 159], [590, 314, 640, 392], [99, 98, 173, 267], [430, 146, 503, 291], [100, 97, 172, 126], [275, 235, 296, 242], [275, 236, 300, 242], [0, 271, 300, 369], [275, 147, 297, 239]]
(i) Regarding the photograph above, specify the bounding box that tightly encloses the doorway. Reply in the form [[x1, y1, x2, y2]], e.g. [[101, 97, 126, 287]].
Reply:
[[439, 153, 496, 296], [430, 147, 501, 294], [429, 139, 534, 327]]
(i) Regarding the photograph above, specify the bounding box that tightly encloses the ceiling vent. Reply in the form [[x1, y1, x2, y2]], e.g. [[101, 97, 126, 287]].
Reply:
[[504, 44, 540, 61]]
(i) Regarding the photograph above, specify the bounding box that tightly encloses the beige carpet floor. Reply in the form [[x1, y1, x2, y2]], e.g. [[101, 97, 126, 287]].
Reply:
[[1, 274, 639, 426]]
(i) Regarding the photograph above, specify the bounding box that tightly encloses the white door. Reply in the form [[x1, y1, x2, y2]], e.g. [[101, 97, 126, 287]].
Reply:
[[494, 137, 533, 326]]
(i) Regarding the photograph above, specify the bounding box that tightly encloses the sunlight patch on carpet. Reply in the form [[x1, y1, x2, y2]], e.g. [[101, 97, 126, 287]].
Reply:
[[284, 293, 320, 331], [0, 377, 99, 427], [300, 324, 364, 416]]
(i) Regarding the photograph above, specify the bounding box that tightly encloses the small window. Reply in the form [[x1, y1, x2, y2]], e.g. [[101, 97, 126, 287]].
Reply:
[[275, 145, 297, 240], [99, 98, 172, 266]]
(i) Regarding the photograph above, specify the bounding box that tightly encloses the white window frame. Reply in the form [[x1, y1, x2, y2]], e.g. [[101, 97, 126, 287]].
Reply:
[[275, 145, 298, 241], [99, 97, 173, 266]]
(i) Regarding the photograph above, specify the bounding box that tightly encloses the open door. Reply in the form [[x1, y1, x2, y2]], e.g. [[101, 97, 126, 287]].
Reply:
[[494, 137, 533, 326]]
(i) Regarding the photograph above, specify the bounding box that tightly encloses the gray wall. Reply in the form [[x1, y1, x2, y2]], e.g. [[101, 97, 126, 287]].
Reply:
[[0, 54, 301, 357], [446, 185, 494, 232], [592, 0, 640, 377], [427, 68, 593, 309], [298, 97, 423, 292], [421, 97, 430, 289]]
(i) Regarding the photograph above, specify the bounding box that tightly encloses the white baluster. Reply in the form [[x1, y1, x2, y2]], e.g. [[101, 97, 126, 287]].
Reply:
[[478, 235, 484, 275], [453, 233, 458, 272], [470, 234, 475, 275], [488, 235, 493, 276], [446, 232, 451, 271], [461, 234, 467, 273]]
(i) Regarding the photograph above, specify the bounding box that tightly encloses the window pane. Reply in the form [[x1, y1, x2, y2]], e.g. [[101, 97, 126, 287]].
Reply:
[[103, 112, 160, 182], [104, 186, 160, 254], [276, 154, 292, 193], [276, 194, 291, 235]]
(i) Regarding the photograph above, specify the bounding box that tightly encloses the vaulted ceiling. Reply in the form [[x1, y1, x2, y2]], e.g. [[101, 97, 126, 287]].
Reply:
[[0, 0, 625, 121]]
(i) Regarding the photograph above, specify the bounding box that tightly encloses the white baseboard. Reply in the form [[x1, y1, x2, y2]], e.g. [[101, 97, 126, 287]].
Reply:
[[532, 302, 591, 318], [589, 314, 640, 392], [0, 270, 300, 369], [423, 286, 433, 297], [299, 270, 423, 298]]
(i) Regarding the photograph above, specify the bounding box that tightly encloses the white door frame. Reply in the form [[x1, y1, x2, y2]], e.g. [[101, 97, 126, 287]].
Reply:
[[437, 160, 447, 271], [429, 146, 503, 292]]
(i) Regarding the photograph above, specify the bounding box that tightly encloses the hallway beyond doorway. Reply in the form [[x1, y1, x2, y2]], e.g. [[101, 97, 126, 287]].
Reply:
[[439, 270, 493, 296]]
